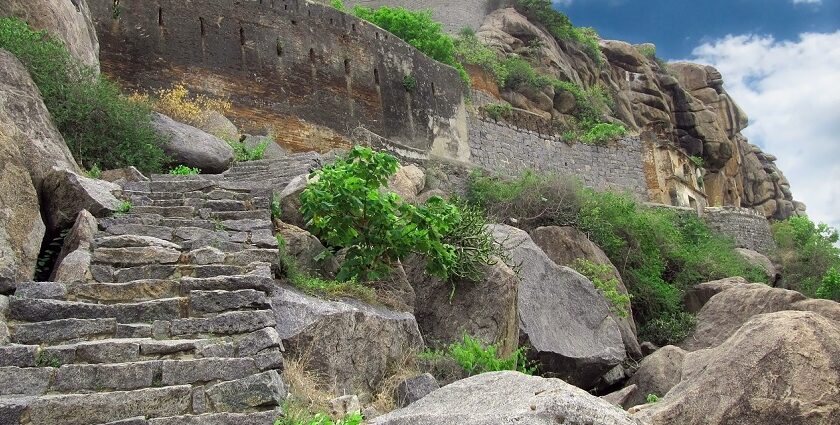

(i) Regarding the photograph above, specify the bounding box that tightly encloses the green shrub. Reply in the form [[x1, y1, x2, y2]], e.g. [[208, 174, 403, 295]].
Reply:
[[689, 156, 704, 168], [571, 259, 631, 317], [580, 122, 627, 145], [402, 74, 418, 92], [349, 5, 470, 85], [467, 170, 582, 230], [425, 334, 536, 376], [636, 45, 656, 58], [168, 165, 201, 175], [772, 216, 840, 297], [275, 409, 363, 425], [115, 201, 133, 216], [512, 0, 602, 64], [816, 267, 840, 302], [85, 164, 102, 179], [646, 394, 660, 404], [640, 311, 697, 347], [454, 34, 509, 85], [0, 18, 168, 173], [484, 103, 513, 120], [228, 138, 269, 162], [301, 146, 497, 282]]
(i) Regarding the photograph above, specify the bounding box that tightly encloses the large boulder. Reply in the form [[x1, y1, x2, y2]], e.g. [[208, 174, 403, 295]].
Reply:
[[276, 221, 331, 277], [490, 225, 625, 389], [634, 311, 840, 424], [50, 210, 97, 282], [621, 345, 686, 408], [682, 276, 749, 313], [735, 248, 779, 284], [530, 226, 641, 359], [681, 281, 840, 351], [0, 0, 100, 71], [278, 174, 309, 229], [0, 124, 44, 285], [372, 371, 641, 425], [403, 256, 519, 355], [271, 286, 423, 397], [388, 165, 425, 204], [42, 167, 122, 231], [151, 112, 235, 174], [0, 50, 80, 189]]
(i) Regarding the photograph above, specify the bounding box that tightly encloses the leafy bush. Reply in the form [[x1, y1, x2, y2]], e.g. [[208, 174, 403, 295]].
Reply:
[[454, 34, 509, 85], [571, 259, 631, 317], [424, 334, 536, 376], [169, 165, 200, 175], [275, 409, 363, 425], [467, 170, 582, 231], [402, 74, 418, 92], [484, 103, 513, 120], [689, 156, 704, 168], [772, 216, 840, 297], [816, 267, 840, 302], [636, 45, 656, 58], [348, 4, 470, 85], [228, 137, 269, 162], [639, 312, 697, 347], [115, 201, 133, 216], [513, 0, 602, 64], [301, 146, 498, 282], [0, 18, 168, 173], [580, 122, 627, 145], [85, 164, 102, 179], [137, 83, 232, 130], [646, 394, 661, 404]]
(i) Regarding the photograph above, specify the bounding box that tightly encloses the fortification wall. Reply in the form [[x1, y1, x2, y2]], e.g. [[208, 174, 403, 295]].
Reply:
[[468, 116, 650, 201], [341, 0, 500, 34], [703, 207, 777, 255], [89, 0, 467, 153]]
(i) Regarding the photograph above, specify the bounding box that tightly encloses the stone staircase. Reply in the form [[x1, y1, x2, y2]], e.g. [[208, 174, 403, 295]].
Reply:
[[222, 152, 323, 192], [0, 174, 288, 424]]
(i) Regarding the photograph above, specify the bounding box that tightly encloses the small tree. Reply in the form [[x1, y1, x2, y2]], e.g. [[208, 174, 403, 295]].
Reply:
[[816, 267, 840, 301]]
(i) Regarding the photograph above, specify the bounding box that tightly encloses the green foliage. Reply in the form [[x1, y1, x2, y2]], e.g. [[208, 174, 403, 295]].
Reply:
[[115, 201, 133, 216], [453, 34, 508, 85], [301, 146, 496, 282], [484, 103, 513, 120], [427, 334, 536, 376], [577, 190, 763, 344], [402, 74, 418, 92], [228, 138, 269, 162], [571, 259, 631, 317], [513, 0, 602, 64], [0, 18, 168, 173], [350, 5, 470, 85], [772, 216, 840, 297], [271, 195, 282, 221], [33, 229, 68, 281], [467, 170, 582, 230], [646, 394, 660, 404], [277, 235, 377, 304], [275, 408, 363, 425], [816, 267, 840, 302], [168, 165, 201, 175], [85, 164, 102, 180], [689, 156, 704, 168], [329, 0, 347, 12], [580, 122, 627, 145], [640, 312, 697, 347], [636, 45, 656, 58]]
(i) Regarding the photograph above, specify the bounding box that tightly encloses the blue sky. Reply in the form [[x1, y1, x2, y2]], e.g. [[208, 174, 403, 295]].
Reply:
[[556, 0, 840, 232]]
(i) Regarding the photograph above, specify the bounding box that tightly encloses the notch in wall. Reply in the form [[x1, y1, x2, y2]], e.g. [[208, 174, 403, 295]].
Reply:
[[158, 7, 163, 26]]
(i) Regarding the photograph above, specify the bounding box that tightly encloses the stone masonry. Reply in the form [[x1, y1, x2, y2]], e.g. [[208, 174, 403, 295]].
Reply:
[[703, 207, 777, 255], [468, 116, 649, 201]]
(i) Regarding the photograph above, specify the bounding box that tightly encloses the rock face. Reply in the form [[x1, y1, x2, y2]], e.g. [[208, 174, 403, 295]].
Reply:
[[681, 280, 840, 351], [635, 311, 840, 424], [622, 345, 686, 408], [151, 113, 235, 174], [735, 248, 779, 284], [490, 225, 625, 389], [50, 210, 97, 282], [474, 8, 802, 219], [404, 256, 519, 355], [271, 286, 424, 397], [0, 0, 100, 70], [372, 371, 641, 425], [530, 226, 641, 359], [42, 167, 122, 231]]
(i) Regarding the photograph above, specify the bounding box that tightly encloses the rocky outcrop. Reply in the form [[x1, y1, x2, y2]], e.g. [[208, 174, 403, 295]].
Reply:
[[394, 373, 439, 408], [735, 248, 779, 284], [634, 311, 840, 424], [151, 113, 235, 174], [50, 210, 97, 283], [404, 256, 519, 355], [271, 286, 424, 397], [0, 0, 100, 71], [42, 167, 122, 231], [682, 280, 840, 351], [622, 345, 686, 408], [372, 371, 641, 425], [530, 226, 641, 359], [490, 225, 625, 389]]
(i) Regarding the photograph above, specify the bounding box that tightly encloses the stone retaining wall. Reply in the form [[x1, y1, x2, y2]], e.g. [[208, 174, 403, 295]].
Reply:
[[703, 207, 777, 254]]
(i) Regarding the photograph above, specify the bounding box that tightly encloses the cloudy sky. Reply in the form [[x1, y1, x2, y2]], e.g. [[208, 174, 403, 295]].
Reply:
[[557, 0, 840, 231]]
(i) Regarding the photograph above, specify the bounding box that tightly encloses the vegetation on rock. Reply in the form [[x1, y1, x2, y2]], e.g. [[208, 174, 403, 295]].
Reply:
[[276, 406, 363, 425], [300, 147, 501, 283], [134, 83, 232, 130], [421, 334, 536, 376], [571, 259, 631, 317], [772, 215, 840, 299], [0, 18, 168, 173], [168, 165, 201, 175], [512, 0, 603, 64]]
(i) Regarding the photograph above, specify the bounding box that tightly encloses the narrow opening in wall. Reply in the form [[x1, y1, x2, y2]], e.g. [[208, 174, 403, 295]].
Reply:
[[276, 38, 283, 57], [308, 9, 311, 17], [240, 27, 245, 46], [199, 17, 206, 36], [158, 7, 164, 26], [374, 68, 380, 85], [330, 18, 334, 25], [291, 20, 297, 25], [309, 48, 315, 63], [352, 23, 356, 32], [375, 32, 380, 40], [431, 82, 436, 95], [33, 227, 71, 282], [112, 0, 121, 19], [344, 59, 350, 75]]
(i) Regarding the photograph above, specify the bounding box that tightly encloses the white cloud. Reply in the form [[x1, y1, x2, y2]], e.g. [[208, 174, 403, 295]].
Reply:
[[689, 32, 840, 231], [792, 0, 821, 4]]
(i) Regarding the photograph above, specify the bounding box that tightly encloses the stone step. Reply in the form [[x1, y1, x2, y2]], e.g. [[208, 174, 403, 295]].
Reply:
[[207, 209, 270, 221], [180, 275, 274, 293], [146, 410, 282, 425], [69, 280, 180, 303], [168, 310, 275, 337], [132, 206, 197, 219], [149, 174, 225, 182], [92, 246, 183, 267], [8, 297, 184, 324], [188, 290, 270, 315], [0, 344, 39, 367], [224, 249, 279, 267], [92, 264, 179, 283], [12, 318, 118, 345]]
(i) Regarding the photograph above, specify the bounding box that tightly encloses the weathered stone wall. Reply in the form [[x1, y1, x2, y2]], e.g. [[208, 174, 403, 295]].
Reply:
[[89, 0, 467, 154], [340, 0, 500, 34], [468, 116, 649, 200], [703, 207, 777, 255]]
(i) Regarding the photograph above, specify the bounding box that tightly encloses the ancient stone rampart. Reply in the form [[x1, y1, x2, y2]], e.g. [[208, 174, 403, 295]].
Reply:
[[89, 0, 468, 154], [703, 207, 777, 254]]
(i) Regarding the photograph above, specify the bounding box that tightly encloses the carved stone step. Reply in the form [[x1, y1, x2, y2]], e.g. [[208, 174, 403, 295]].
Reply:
[[8, 297, 184, 324]]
